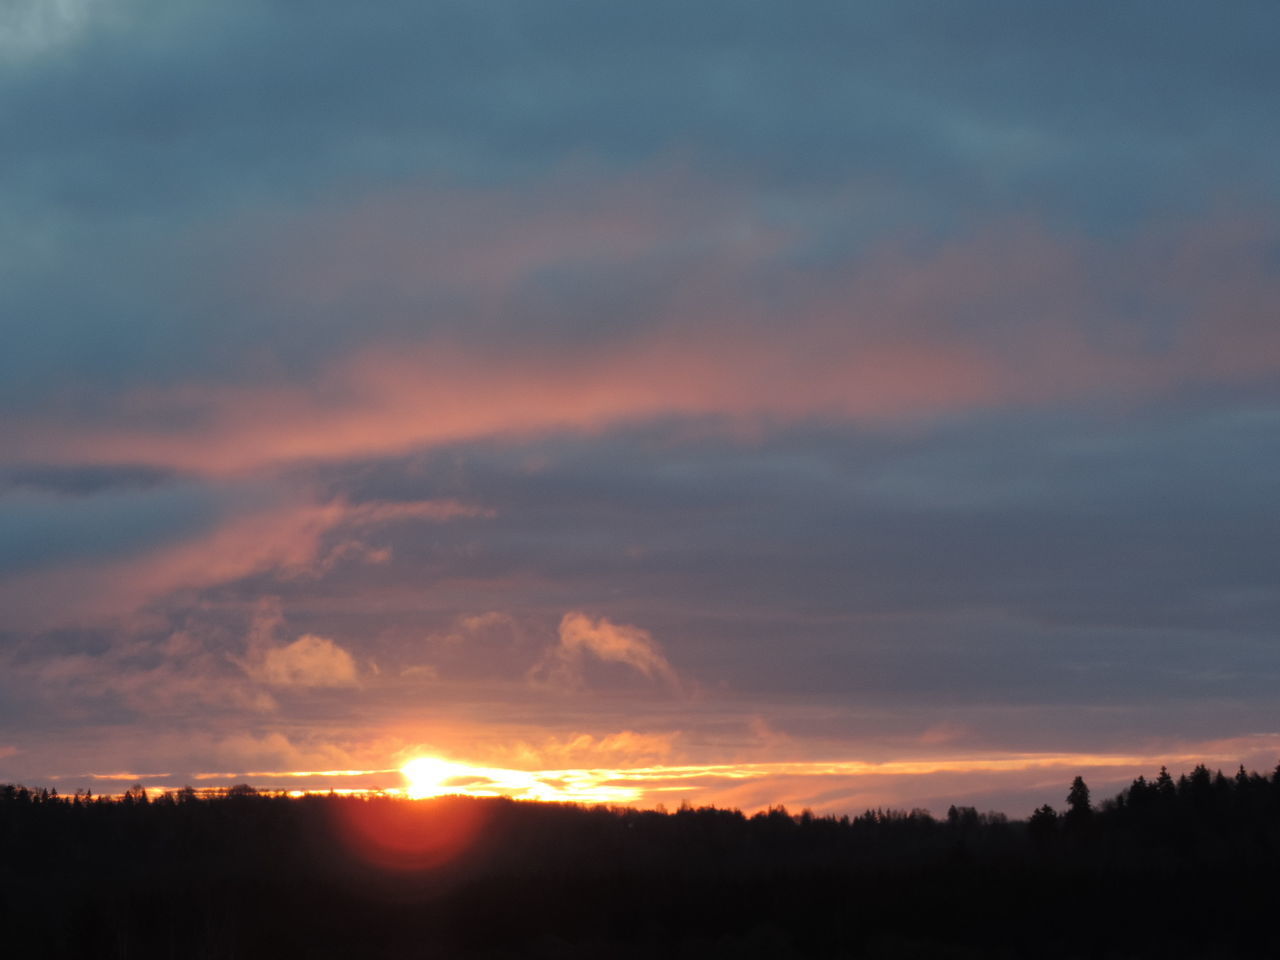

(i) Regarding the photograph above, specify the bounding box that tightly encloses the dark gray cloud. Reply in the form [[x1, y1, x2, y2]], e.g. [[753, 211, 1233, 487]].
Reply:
[[5, 0, 1279, 399], [329, 404, 1280, 619], [7, 0, 1277, 216], [239, 402, 1278, 718], [2, 464, 174, 495], [0, 478, 226, 575]]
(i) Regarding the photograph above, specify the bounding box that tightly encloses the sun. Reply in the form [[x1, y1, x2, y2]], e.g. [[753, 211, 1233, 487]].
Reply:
[[401, 755, 469, 799], [397, 753, 645, 804]]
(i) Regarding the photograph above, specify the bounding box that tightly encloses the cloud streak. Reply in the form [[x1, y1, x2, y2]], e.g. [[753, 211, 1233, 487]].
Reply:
[[8, 193, 1278, 477], [0, 494, 490, 630]]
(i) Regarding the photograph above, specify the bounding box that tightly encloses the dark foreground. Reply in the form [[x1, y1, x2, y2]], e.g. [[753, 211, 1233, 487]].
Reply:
[[4, 765, 1280, 958]]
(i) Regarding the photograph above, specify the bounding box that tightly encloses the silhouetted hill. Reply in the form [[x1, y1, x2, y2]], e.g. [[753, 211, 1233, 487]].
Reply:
[[4, 765, 1280, 958]]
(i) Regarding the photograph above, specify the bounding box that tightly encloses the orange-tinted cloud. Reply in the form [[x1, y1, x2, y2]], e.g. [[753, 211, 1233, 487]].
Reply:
[[4, 330, 998, 474], [532, 611, 682, 691], [249, 634, 360, 688], [485, 730, 681, 770], [0, 496, 488, 630], [9, 183, 1278, 477]]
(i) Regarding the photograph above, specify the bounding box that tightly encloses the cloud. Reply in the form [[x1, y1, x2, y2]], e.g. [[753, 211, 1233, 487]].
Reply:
[[398, 664, 438, 681], [7, 191, 1279, 478], [0, 0, 99, 59], [2, 330, 994, 473], [422, 611, 522, 649], [17, 625, 279, 718], [235, 600, 357, 690], [5, 1, 1277, 237], [342, 499, 494, 525], [0, 495, 490, 630], [0, 500, 329, 630], [0, 481, 225, 576], [497, 730, 680, 769], [534, 611, 681, 691], [250, 634, 359, 689]]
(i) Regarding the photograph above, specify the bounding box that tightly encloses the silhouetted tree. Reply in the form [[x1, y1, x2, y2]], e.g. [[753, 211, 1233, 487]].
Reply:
[[1126, 775, 1153, 816], [1064, 776, 1092, 833], [1028, 804, 1058, 845], [946, 805, 980, 832]]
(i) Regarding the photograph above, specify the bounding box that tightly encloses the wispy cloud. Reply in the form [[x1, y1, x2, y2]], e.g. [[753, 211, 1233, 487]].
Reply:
[[0, 495, 490, 630]]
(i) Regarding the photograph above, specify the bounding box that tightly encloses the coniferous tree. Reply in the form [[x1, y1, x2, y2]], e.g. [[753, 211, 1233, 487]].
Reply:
[[1028, 804, 1058, 845], [1064, 776, 1092, 833]]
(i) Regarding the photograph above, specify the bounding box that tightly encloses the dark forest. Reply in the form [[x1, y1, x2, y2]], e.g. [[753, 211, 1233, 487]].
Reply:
[[4, 765, 1280, 958]]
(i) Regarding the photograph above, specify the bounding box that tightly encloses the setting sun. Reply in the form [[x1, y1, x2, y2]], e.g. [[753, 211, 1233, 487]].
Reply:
[[400, 756, 475, 799], [395, 754, 646, 804]]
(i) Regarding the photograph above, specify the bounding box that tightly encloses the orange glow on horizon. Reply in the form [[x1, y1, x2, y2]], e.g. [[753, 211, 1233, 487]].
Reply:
[[88, 739, 1280, 813], [399, 754, 642, 804], [377, 747, 1263, 809], [401, 756, 477, 799]]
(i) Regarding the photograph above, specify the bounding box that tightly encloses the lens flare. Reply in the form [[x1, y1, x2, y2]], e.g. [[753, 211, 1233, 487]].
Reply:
[[334, 793, 488, 872]]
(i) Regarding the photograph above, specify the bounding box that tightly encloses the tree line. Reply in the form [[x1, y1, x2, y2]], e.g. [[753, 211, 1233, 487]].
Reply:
[[4, 764, 1280, 958]]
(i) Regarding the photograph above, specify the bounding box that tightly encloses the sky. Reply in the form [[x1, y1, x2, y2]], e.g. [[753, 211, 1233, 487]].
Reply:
[[2, 0, 1279, 817]]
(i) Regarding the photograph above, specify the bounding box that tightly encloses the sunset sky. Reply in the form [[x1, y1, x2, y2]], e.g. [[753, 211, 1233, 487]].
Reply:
[[2, 1, 1279, 817]]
